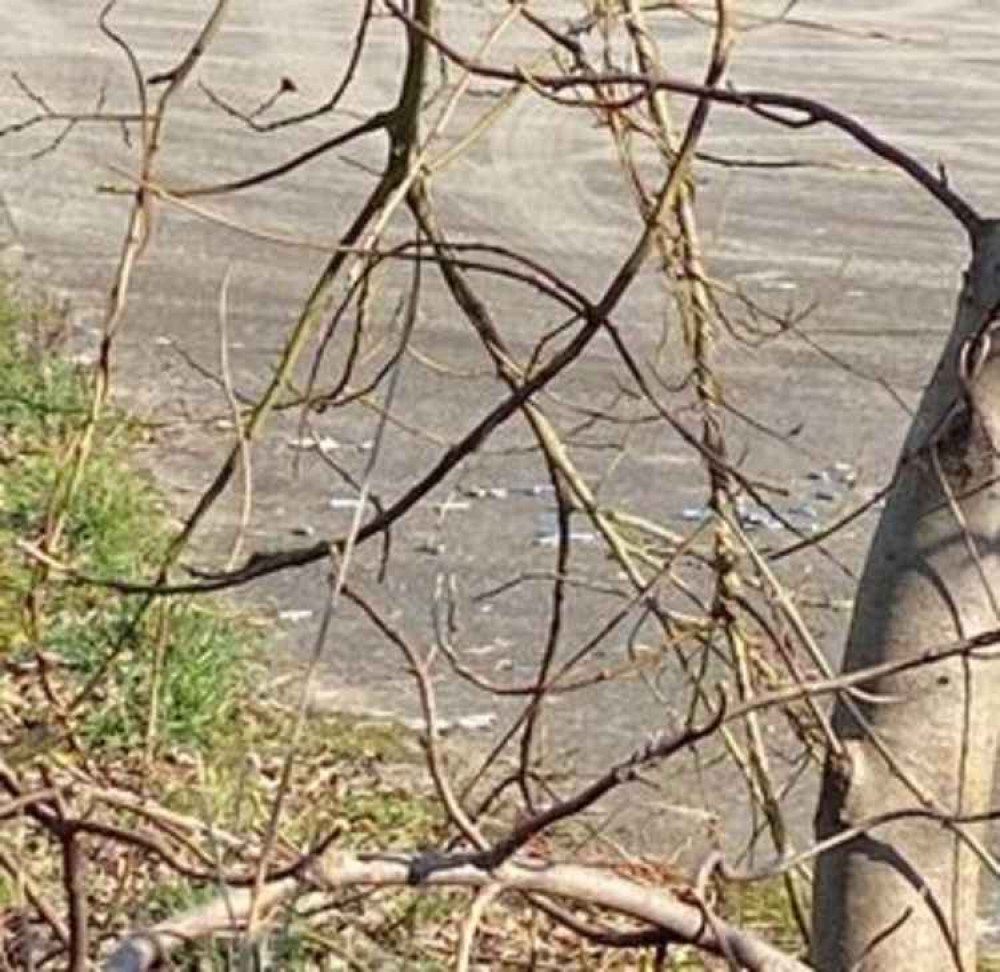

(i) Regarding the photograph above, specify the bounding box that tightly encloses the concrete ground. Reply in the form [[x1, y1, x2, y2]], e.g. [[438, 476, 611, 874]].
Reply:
[[2, 0, 1000, 876]]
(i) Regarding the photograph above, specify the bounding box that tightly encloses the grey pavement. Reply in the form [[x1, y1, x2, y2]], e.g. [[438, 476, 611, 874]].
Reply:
[[3, 1, 1000, 871]]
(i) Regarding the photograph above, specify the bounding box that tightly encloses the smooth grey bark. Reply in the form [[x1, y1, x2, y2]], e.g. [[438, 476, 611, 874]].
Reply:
[[812, 219, 1000, 971]]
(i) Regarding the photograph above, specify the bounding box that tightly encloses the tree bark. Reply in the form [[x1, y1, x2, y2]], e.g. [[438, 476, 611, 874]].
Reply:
[[812, 219, 1000, 971]]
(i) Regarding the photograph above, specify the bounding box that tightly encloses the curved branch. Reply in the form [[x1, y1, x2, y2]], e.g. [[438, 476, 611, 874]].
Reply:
[[103, 851, 810, 972], [383, 0, 981, 236]]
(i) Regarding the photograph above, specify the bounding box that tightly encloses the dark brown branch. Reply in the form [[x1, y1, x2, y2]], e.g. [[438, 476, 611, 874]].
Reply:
[[383, 0, 982, 235], [197, 0, 376, 132], [470, 701, 726, 872], [172, 111, 392, 198], [62, 829, 88, 972]]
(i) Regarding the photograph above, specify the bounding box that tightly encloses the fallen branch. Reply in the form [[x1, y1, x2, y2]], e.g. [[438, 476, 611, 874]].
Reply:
[[103, 850, 811, 972]]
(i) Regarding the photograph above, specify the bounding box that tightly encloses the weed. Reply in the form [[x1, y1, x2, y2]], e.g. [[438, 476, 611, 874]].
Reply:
[[0, 286, 247, 752], [0, 283, 819, 971], [0, 282, 443, 968]]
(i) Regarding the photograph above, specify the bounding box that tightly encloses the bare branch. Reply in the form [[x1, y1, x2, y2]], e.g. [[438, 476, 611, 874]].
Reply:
[[103, 849, 811, 972], [383, 0, 981, 234]]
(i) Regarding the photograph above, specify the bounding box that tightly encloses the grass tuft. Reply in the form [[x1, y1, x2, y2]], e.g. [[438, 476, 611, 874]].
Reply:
[[0, 280, 445, 969], [0, 282, 821, 969], [0, 287, 246, 751]]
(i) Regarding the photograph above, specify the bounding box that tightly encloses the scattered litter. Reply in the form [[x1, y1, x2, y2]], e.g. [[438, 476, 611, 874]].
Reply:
[[802, 463, 858, 505], [433, 499, 470, 514], [290, 525, 315, 537], [677, 501, 786, 532], [680, 506, 709, 522], [509, 483, 555, 497], [329, 497, 362, 509], [466, 643, 497, 656], [832, 462, 858, 486], [534, 530, 597, 546], [787, 504, 818, 520], [287, 435, 341, 452], [808, 463, 857, 488], [733, 270, 797, 291], [401, 712, 496, 734], [278, 609, 313, 623], [454, 713, 496, 732], [459, 485, 511, 500], [534, 512, 597, 545], [154, 336, 173, 347], [416, 539, 445, 555], [740, 508, 783, 531], [462, 483, 555, 500]]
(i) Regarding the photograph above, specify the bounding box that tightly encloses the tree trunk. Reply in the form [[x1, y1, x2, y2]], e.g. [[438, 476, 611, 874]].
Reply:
[[812, 219, 1000, 970]]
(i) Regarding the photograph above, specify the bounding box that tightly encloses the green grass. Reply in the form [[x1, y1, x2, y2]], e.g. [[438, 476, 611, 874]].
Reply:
[[0, 280, 446, 968], [0, 296, 83, 437], [0, 286, 248, 752], [0, 283, 832, 970]]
